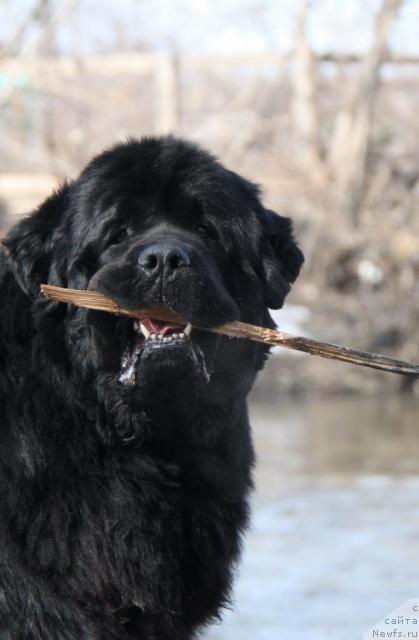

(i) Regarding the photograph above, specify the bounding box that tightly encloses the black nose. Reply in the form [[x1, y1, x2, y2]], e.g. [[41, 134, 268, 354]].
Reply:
[[138, 243, 191, 274]]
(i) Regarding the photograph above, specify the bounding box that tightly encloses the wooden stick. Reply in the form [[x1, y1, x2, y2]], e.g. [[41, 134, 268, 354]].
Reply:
[[40, 284, 419, 377]]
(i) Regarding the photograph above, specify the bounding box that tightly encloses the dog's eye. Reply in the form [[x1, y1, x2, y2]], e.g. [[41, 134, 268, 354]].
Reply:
[[108, 228, 128, 246], [196, 223, 216, 240]]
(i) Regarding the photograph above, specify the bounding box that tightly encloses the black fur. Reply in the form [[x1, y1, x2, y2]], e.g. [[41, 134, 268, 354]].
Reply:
[[0, 137, 303, 639]]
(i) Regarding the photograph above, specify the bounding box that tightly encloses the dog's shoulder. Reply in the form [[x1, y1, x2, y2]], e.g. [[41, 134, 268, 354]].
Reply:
[[0, 245, 21, 298], [0, 245, 9, 280]]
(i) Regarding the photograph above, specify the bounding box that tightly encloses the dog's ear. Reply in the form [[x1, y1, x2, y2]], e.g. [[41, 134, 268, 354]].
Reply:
[[260, 209, 304, 309], [1, 185, 69, 299]]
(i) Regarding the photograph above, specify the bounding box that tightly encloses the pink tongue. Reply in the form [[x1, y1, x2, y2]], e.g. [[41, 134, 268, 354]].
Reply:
[[141, 317, 184, 336]]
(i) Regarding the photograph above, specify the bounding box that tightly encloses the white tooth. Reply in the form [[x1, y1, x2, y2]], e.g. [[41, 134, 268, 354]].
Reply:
[[151, 333, 156, 340], [184, 323, 192, 336], [179, 332, 185, 339], [140, 322, 150, 339], [134, 321, 142, 334]]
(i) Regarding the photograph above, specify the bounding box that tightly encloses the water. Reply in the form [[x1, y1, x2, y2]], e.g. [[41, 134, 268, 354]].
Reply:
[[206, 395, 419, 640]]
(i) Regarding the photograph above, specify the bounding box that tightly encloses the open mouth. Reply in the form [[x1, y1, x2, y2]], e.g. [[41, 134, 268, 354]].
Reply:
[[119, 317, 193, 386], [136, 318, 192, 345]]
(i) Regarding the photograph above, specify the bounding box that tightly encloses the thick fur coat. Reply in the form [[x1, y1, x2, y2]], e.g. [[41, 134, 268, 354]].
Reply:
[[0, 137, 303, 639]]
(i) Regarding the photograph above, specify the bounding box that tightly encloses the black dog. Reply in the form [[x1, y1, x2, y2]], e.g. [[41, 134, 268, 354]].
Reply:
[[0, 137, 303, 639]]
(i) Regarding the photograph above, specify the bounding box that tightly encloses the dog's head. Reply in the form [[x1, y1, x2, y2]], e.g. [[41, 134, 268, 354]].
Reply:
[[2, 137, 303, 412]]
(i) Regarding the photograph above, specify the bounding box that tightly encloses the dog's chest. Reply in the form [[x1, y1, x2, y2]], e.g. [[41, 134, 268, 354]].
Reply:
[[56, 447, 247, 608]]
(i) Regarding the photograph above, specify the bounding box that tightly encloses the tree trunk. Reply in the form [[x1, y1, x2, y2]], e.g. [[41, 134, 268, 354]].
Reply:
[[291, 0, 324, 180], [328, 0, 403, 225]]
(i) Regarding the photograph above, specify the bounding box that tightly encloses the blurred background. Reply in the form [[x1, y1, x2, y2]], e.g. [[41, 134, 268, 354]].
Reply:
[[1, 1, 419, 638]]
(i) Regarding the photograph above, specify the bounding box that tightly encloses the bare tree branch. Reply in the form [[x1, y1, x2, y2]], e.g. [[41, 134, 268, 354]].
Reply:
[[0, 0, 46, 57]]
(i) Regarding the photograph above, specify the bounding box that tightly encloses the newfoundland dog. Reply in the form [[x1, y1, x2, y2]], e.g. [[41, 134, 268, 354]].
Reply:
[[0, 137, 303, 639]]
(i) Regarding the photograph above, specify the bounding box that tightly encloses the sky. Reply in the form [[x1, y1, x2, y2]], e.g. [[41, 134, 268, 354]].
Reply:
[[0, 0, 419, 57]]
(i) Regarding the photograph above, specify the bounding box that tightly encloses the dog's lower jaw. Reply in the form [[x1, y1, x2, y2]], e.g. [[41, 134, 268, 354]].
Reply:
[[119, 340, 210, 390]]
